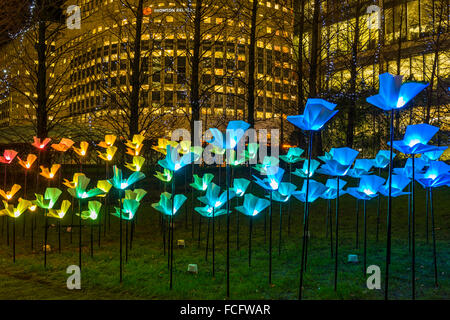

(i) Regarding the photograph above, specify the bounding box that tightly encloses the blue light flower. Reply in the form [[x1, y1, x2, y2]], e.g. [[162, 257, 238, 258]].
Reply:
[[393, 158, 427, 179], [292, 159, 320, 178], [195, 205, 227, 218], [372, 150, 396, 169], [390, 124, 440, 155], [416, 161, 450, 189], [421, 146, 448, 163], [346, 175, 385, 200], [207, 120, 251, 150], [348, 159, 375, 178], [378, 174, 411, 197], [287, 98, 338, 131], [292, 180, 327, 203], [235, 193, 270, 217], [317, 147, 359, 177], [321, 178, 348, 200], [366, 73, 429, 111]]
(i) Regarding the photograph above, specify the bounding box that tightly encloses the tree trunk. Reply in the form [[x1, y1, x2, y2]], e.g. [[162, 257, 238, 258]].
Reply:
[[247, 0, 258, 128], [129, 0, 144, 138], [36, 20, 48, 140], [294, 0, 305, 146], [190, 0, 202, 140], [309, 0, 322, 156]]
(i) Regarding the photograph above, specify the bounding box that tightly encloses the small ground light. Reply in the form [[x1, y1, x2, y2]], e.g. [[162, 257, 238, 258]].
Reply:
[[177, 240, 185, 248], [187, 264, 198, 274], [348, 254, 359, 263]]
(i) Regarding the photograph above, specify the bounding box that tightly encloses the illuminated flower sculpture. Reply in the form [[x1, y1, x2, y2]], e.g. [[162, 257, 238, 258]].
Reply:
[[346, 175, 385, 273], [47, 199, 71, 253], [152, 191, 186, 287], [293, 179, 327, 203], [125, 156, 145, 172], [98, 135, 117, 149], [321, 178, 347, 256], [109, 165, 145, 191], [66, 175, 104, 269], [98, 146, 117, 162], [389, 123, 439, 299], [39, 164, 61, 183], [270, 182, 297, 255], [367, 73, 429, 300], [1, 198, 32, 262], [152, 138, 178, 155], [253, 165, 284, 284], [154, 169, 173, 183], [125, 134, 145, 156], [73, 141, 89, 171], [78, 200, 102, 257], [235, 193, 270, 267], [18, 154, 37, 170], [292, 159, 320, 178], [280, 147, 304, 164], [191, 173, 214, 192], [158, 145, 198, 172], [372, 150, 396, 170], [51, 138, 74, 152], [197, 183, 235, 277], [32, 137, 51, 150], [416, 161, 450, 287], [0, 184, 21, 201], [317, 147, 358, 292], [421, 146, 448, 164], [348, 159, 374, 178], [35, 187, 62, 268], [230, 178, 251, 250], [0, 149, 17, 164]]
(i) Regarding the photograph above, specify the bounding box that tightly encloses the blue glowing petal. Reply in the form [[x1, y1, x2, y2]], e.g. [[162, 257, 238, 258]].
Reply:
[[357, 175, 385, 197], [325, 178, 347, 190], [231, 178, 251, 197], [346, 187, 372, 200], [287, 98, 338, 131], [292, 180, 327, 203], [292, 159, 320, 178], [421, 146, 448, 162], [271, 182, 297, 202], [372, 150, 396, 168], [398, 82, 429, 108], [404, 123, 439, 146]]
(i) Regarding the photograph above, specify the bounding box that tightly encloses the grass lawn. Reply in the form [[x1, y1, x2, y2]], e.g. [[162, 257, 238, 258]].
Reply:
[[0, 166, 448, 300]]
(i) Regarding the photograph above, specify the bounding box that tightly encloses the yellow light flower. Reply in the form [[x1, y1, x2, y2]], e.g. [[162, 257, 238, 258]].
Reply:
[[125, 156, 145, 172], [18, 154, 37, 170], [125, 134, 145, 150], [0, 198, 32, 218], [97, 146, 117, 162], [73, 141, 89, 157], [96, 180, 112, 197], [63, 173, 85, 189], [179, 141, 191, 154], [126, 144, 143, 156], [152, 138, 178, 155], [47, 200, 71, 219], [40, 164, 61, 179], [98, 135, 117, 148], [0, 184, 21, 201]]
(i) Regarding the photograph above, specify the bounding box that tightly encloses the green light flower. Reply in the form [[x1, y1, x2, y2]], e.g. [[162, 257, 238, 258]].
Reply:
[[154, 168, 173, 183], [125, 189, 147, 202], [35, 188, 62, 209], [242, 143, 259, 161], [0, 198, 32, 218], [78, 200, 102, 220], [109, 165, 145, 190], [47, 200, 71, 219]]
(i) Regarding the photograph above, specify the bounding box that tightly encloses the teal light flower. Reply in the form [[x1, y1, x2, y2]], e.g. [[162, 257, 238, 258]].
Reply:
[[280, 147, 304, 164], [254, 156, 279, 174], [253, 166, 285, 191], [190, 173, 214, 192], [292, 180, 327, 203], [348, 159, 375, 178], [198, 183, 235, 209], [372, 150, 396, 169], [151, 192, 187, 216], [235, 193, 270, 217], [378, 174, 411, 197], [158, 145, 199, 172], [242, 143, 259, 162], [35, 188, 62, 209], [230, 178, 251, 197], [421, 146, 448, 163], [292, 159, 320, 178], [346, 175, 386, 200], [195, 205, 227, 218], [271, 182, 297, 202], [109, 165, 145, 190]]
